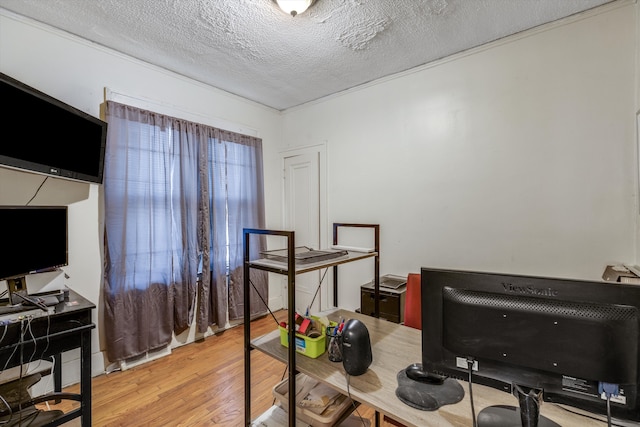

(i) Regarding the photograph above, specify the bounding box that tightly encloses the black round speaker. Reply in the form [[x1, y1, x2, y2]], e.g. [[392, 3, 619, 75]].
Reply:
[[340, 319, 372, 376]]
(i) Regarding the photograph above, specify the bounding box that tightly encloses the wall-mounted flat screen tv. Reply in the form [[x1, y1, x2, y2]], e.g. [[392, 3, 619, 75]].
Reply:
[[0, 72, 107, 184]]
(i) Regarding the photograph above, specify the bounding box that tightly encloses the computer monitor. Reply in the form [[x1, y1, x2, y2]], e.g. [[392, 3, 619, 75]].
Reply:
[[0, 206, 68, 305], [419, 267, 640, 425]]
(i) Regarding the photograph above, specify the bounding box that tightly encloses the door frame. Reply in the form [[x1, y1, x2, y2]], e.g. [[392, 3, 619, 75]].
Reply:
[[280, 143, 329, 308]]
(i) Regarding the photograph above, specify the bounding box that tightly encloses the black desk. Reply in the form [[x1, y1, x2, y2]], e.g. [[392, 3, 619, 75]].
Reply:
[[0, 290, 95, 426]]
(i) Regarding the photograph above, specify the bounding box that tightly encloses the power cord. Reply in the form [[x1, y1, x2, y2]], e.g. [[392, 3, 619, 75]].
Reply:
[[25, 177, 48, 206], [466, 357, 477, 427], [553, 402, 631, 427], [24, 317, 38, 366], [33, 314, 52, 368], [0, 394, 13, 425], [344, 374, 368, 427], [40, 356, 57, 412], [0, 323, 7, 346], [17, 318, 26, 425], [0, 312, 52, 425]]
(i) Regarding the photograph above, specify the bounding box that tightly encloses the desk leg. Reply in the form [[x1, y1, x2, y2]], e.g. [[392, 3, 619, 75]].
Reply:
[[80, 329, 92, 427], [53, 353, 62, 403]]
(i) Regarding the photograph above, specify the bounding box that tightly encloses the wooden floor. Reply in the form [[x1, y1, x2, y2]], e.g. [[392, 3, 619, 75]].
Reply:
[[49, 310, 394, 426]]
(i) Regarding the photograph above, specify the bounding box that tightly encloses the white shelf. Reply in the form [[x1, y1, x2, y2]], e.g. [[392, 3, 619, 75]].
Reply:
[[249, 250, 377, 274]]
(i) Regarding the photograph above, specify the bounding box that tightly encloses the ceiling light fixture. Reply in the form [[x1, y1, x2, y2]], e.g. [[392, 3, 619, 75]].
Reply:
[[275, 0, 316, 17]]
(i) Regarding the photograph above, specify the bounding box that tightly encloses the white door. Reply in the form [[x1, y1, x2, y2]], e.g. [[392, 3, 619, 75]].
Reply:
[[283, 149, 322, 314]]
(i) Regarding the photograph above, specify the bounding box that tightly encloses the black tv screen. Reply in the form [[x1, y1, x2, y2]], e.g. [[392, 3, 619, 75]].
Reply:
[[0, 206, 68, 282], [0, 72, 107, 184]]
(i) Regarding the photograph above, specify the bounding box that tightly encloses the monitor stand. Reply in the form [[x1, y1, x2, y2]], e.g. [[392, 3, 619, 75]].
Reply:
[[6, 276, 49, 311], [7, 277, 28, 305], [477, 385, 560, 427]]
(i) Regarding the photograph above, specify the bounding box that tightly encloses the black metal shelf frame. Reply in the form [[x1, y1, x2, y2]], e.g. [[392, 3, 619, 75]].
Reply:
[[243, 224, 380, 427]]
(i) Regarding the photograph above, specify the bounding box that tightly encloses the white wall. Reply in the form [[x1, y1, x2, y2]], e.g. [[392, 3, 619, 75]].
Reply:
[[0, 0, 638, 382], [0, 10, 283, 381], [280, 1, 639, 311]]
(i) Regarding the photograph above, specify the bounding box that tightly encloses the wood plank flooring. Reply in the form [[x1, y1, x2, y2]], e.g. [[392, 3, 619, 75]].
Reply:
[[49, 310, 394, 426]]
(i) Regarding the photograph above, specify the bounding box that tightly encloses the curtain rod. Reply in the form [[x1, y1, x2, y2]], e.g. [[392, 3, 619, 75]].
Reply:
[[104, 87, 259, 137]]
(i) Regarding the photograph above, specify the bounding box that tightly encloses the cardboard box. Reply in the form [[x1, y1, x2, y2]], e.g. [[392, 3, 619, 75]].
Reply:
[[272, 373, 354, 427]]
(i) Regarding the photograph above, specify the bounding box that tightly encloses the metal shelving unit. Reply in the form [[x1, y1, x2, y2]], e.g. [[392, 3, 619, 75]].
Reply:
[[243, 223, 380, 426]]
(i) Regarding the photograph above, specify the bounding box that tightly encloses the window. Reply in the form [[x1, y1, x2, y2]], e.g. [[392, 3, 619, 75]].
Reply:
[[102, 101, 266, 361]]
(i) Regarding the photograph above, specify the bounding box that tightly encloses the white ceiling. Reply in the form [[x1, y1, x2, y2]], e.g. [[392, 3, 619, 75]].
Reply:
[[0, 0, 614, 111]]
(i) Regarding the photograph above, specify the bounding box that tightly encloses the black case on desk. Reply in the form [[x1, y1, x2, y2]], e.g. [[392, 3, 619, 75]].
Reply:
[[360, 281, 406, 323]]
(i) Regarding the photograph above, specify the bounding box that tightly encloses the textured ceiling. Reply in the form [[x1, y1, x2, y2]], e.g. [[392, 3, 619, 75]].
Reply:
[[0, 0, 614, 111]]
